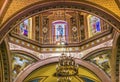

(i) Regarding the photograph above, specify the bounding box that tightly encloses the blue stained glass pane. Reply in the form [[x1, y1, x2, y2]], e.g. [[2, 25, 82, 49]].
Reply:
[[96, 21, 100, 32], [24, 29, 28, 36], [19, 19, 29, 37]]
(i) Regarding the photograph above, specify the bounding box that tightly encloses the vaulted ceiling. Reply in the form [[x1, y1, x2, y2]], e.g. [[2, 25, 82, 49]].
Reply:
[[0, 1, 120, 82], [0, 0, 120, 27]]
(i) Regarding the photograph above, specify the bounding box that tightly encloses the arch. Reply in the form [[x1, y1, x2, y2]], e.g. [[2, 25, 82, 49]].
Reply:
[[11, 50, 40, 61], [116, 35, 120, 82], [15, 57, 110, 82], [82, 47, 112, 59], [0, 39, 12, 82], [52, 20, 68, 43], [0, 1, 120, 43], [111, 31, 120, 82]]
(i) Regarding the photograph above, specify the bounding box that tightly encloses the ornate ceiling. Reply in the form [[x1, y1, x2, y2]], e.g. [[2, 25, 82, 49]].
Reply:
[[0, 1, 119, 82], [24, 63, 101, 82], [0, 0, 120, 27]]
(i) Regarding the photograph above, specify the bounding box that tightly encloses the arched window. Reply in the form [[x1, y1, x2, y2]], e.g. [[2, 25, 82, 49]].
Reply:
[[19, 18, 32, 38], [52, 20, 68, 44], [87, 15, 101, 37]]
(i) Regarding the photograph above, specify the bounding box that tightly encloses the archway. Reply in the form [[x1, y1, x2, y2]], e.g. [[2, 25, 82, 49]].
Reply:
[[0, 1, 119, 82], [115, 34, 120, 82], [15, 57, 110, 82], [111, 31, 120, 82]]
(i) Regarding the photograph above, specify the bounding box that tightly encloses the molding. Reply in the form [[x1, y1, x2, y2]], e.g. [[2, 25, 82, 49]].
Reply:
[[111, 31, 120, 82], [9, 32, 113, 52], [11, 50, 40, 61], [10, 29, 112, 48], [4, 38, 12, 82], [0, 39, 12, 82], [15, 57, 111, 82], [82, 47, 112, 59], [8, 34, 113, 54], [0, 47, 4, 82]]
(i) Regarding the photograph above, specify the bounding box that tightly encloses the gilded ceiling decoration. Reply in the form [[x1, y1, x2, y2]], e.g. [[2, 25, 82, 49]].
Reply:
[[86, 0, 120, 16], [24, 63, 101, 82], [0, 0, 120, 27], [0, 1, 119, 82]]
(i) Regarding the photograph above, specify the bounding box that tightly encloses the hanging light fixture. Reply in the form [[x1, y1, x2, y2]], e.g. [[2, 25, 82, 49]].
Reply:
[[56, 51, 79, 82], [55, 1, 79, 82]]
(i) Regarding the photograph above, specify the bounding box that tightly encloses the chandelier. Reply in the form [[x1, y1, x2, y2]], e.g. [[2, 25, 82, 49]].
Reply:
[[56, 43, 78, 82], [55, 1, 78, 81]]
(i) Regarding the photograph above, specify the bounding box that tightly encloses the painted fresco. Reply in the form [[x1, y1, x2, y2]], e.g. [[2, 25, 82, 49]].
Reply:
[[88, 52, 111, 76], [12, 53, 35, 81]]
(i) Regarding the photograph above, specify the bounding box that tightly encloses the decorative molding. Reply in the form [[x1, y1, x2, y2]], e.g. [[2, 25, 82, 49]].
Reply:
[[9, 33, 113, 53], [8, 38, 113, 60], [82, 47, 112, 59], [0, 39, 12, 82], [9, 42, 41, 59], [110, 31, 120, 82], [11, 50, 40, 61], [8, 39, 113, 60], [9, 35, 41, 52]]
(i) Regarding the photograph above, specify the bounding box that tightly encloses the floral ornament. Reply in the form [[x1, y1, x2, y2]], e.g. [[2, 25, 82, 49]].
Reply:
[[72, 26, 77, 32], [42, 27, 48, 33]]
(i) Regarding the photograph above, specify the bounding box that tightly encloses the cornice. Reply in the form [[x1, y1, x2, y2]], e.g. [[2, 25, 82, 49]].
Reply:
[[10, 29, 112, 48], [82, 47, 112, 60], [11, 50, 40, 61]]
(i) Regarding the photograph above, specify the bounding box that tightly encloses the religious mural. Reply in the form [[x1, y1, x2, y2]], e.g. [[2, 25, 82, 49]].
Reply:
[[87, 52, 111, 76], [52, 20, 68, 44], [12, 53, 35, 81]]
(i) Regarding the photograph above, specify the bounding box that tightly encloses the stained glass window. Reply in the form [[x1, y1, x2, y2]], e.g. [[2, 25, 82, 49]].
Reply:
[[52, 20, 68, 44], [19, 18, 32, 38], [87, 15, 101, 37]]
